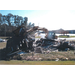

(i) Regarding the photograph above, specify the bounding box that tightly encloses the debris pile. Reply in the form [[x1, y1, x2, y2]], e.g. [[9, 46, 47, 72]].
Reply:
[[5, 25, 75, 60], [34, 38, 75, 54]]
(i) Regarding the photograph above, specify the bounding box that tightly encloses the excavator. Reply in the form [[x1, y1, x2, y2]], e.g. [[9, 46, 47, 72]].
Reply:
[[6, 25, 57, 56], [35, 27, 57, 39]]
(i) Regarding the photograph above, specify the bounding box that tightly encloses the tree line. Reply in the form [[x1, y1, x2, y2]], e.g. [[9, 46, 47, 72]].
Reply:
[[0, 13, 34, 36]]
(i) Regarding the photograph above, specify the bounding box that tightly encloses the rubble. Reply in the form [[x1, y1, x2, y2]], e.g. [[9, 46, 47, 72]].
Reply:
[[55, 58, 59, 61], [34, 47, 43, 53], [4, 25, 75, 60], [66, 58, 68, 60], [33, 38, 75, 54]]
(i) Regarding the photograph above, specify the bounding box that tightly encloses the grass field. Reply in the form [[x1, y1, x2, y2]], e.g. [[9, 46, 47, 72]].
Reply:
[[0, 60, 75, 65], [59, 35, 75, 38]]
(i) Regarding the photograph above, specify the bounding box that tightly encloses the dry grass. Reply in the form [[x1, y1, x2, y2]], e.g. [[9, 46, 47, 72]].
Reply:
[[0, 36, 9, 49], [0, 36, 8, 49], [0, 42, 6, 49], [0, 36, 11, 39], [32, 51, 75, 61]]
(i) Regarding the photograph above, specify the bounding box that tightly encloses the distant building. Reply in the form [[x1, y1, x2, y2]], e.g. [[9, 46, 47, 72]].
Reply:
[[52, 28, 64, 34], [67, 30, 75, 34], [52, 29, 75, 34]]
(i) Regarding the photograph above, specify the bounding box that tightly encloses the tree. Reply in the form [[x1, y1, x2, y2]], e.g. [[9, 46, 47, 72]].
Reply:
[[27, 22, 32, 29], [0, 13, 2, 25], [14, 15, 23, 27], [18, 16, 23, 26], [64, 31, 68, 35], [6, 13, 13, 26], [14, 15, 19, 27], [24, 17, 28, 27], [0, 13, 35, 36], [0, 13, 2, 17], [27, 22, 35, 29], [31, 23, 34, 27]]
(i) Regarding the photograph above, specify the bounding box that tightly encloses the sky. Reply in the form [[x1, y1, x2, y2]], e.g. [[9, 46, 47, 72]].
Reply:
[[0, 10, 75, 30]]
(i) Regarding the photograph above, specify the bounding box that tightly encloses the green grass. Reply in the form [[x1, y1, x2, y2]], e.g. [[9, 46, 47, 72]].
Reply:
[[0, 60, 75, 65], [35, 36, 41, 38], [59, 36, 68, 38], [70, 36, 75, 37], [59, 35, 75, 38]]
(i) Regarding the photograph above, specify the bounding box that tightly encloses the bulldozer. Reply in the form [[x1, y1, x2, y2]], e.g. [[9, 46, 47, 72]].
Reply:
[[6, 25, 57, 56]]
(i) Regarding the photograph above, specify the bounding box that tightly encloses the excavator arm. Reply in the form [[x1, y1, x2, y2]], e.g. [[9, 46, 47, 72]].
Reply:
[[35, 27, 57, 39], [26, 26, 49, 38], [37, 27, 48, 38], [26, 26, 39, 32]]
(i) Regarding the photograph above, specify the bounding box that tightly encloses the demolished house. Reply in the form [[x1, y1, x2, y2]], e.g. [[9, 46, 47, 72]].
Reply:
[[5, 25, 75, 58], [6, 25, 38, 55]]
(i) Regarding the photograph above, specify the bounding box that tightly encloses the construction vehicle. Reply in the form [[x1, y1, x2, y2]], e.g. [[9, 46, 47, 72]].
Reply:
[[6, 25, 57, 56], [34, 27, 57, 39]]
